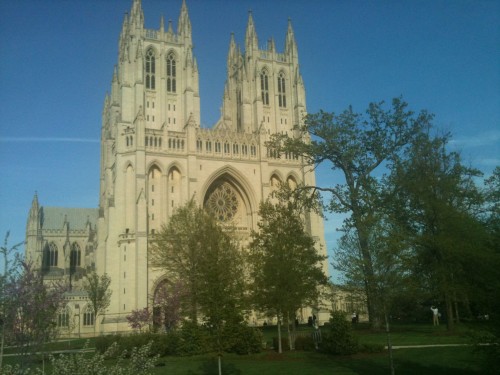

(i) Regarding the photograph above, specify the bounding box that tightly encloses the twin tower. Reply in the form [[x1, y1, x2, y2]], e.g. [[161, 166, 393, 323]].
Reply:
[[26, 0, 327, 334]]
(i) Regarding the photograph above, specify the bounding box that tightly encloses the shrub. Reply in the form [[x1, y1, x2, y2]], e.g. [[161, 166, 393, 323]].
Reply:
[[294, 335, 315, 351], [95, 335, 121, 355], [272, 337, 289, 352], [320, 311, 359, 355], [24, 341, 158, 375], [177, 321, 211, 356], [223, 323, 262, 355]]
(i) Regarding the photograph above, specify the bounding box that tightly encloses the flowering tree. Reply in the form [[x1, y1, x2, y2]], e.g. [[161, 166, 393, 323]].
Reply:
[[126, 308, 152, 332], [0, 231, 24, 370], [153, 281, 185, 331], [3, 261, 66, 366]]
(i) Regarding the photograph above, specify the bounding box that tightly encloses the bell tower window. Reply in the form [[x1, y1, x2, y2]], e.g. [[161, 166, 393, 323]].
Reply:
[[260, 69, 269, 106], [167, 52, 176, 93], [278, 72, 286, 108], [145, 48, 156, 90]]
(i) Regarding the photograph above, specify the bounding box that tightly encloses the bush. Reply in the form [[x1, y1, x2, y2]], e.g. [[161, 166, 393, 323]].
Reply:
[[45, 341, 158, 375], [95, 335, 121, 355], [177, 321, 211, 356], [223, 323, 262, 355], [294, 335, 315, 351], [272, 337, 289, 352], [320, 311, 359, 355], [94, 332, 181, 357]]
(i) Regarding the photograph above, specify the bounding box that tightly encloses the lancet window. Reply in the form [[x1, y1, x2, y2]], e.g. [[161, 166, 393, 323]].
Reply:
[[145, 48, 156, 90], [260, 69, 269, 105], [166, 52, 176, 93], [44, 242, 58, 267], [70, 242, 81, 269], [57, 306, 70, 327], [278, 72, 286, 108]]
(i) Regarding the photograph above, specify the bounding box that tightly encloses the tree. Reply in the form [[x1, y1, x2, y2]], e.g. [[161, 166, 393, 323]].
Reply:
[[248, 194, 327, 353], [0, 231, 24, 370], [268, 98, 431, 328], [3, 262, 66, 367], [150, 199, 247, 375], [388, 131, 492, 330], [83, 272, 112, 336], [126, 308, 152, 332], [153, 281, 185, 331]]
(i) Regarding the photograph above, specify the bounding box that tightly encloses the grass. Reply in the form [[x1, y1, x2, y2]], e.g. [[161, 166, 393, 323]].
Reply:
[[151, 347, 485, 374], [2, 322, 493, 374]]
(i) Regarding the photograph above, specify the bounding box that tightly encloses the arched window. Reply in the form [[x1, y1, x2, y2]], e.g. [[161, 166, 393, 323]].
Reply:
[[278, 72, 286, 108], [260, 69, 269, 105], [70, 243, 81, 270], [166, 52, 176, 93], [57, 306, 70, 327], [145, 48, 156, 90], [46, 242, 58, 267], [83, 306, 95, 326]]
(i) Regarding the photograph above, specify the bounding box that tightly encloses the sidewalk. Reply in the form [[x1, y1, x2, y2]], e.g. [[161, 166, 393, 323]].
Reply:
[[387, 343, 469, 349]]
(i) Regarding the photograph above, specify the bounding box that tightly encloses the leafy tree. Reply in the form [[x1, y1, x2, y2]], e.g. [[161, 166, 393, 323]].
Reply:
[[83, 272, 112, 335], [248, 194, 327, 353], [268, 98, 430, 328], [150, 199, 247, 374], [389, 131, 492, 330]]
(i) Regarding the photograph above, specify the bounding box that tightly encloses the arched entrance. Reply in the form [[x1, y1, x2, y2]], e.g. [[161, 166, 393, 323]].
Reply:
[[152, 279, 184, 332]]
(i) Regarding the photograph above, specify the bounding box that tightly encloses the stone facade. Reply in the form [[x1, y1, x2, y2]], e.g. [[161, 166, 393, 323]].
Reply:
[[25, 0, 328, 334]]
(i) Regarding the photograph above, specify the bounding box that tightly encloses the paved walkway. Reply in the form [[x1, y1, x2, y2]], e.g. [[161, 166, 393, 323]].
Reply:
[[387, 343, 469, 349]]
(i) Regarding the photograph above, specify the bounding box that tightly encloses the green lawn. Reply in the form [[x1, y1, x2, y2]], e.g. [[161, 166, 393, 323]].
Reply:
[[2, 322, 493, 374], [152, 347, 485, 374]]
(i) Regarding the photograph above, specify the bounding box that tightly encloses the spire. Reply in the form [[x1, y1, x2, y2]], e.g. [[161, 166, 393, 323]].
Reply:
[[267, 38, 275, 53], [130, 0, 144, 29], [227, 32, 237, 69], [167, 19, 173, 34], [29, 192, 39, 219], [178, 0, 192, 43], [160, 14, 165, 33], [245, 10, 258, 53], [285, 17, 298, 58], [112, 65, 118, 83]]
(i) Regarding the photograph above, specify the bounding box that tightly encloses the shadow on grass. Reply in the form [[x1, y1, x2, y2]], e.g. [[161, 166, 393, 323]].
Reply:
[[187, 358, 242, 375]]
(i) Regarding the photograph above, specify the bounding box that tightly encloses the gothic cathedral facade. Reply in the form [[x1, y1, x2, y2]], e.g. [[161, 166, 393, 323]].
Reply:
[[25, 0, 328, 334]]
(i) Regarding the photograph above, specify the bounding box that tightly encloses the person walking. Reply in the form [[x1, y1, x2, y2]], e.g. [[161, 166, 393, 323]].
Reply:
[[431, 306, 439, 326]]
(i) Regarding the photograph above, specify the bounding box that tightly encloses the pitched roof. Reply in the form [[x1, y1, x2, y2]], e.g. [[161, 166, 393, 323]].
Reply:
[[40, 207, 98, 231]]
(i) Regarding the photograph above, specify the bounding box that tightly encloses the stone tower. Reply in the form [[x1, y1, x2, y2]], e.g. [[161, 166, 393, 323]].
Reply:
[[26, 0, 328, 334]]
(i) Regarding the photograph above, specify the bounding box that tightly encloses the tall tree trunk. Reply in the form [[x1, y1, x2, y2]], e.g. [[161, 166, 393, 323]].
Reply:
[[355, 218, 382, 329], [277, 313, 282, 354], [445, 292, 454, 332], [286, 312, 293, 350], [384, 310, 395, 375]]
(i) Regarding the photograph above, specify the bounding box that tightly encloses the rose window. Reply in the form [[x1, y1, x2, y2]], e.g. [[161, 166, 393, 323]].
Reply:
[[206, 182, 239, 222]]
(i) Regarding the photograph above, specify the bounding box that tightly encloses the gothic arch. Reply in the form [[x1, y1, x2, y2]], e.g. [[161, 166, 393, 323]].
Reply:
[[269, 170, 285, 184], [167, 165, 183, 214], [201, 167, 256, 230], [122, 161, 134, 173], [286, 173, 301, 189], [164, 161, 185, 176], [147, 161, 164, 175]]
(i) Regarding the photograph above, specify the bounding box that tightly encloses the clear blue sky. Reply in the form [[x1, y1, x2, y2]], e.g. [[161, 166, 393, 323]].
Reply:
[[1, 0, 499, 278]]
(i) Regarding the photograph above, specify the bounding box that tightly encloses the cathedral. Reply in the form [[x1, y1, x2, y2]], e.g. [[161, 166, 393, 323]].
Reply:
[[25, 0, 328, 334]]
